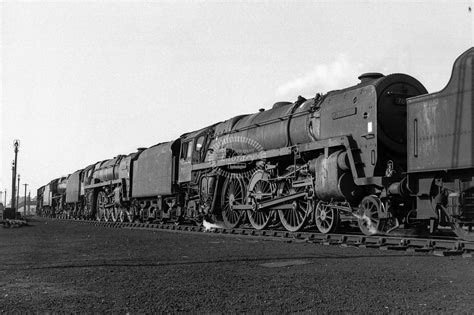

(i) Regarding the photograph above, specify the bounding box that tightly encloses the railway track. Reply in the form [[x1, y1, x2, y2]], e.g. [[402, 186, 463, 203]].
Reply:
[[55, 218, 474, 258]]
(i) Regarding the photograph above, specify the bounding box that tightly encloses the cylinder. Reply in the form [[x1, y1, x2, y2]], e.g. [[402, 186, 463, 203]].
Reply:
[[311, 150, 359, 201]]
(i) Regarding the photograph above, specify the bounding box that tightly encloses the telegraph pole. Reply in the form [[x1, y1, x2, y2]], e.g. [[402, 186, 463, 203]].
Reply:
[[4, 189, 6, 207], [11, 140, 19, 211], [28, 191, 31, 215], [23, 183, 28, 216], [16, 174, 20, 214]]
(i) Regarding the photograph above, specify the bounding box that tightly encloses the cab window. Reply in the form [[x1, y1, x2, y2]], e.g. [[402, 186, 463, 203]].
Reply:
[[181, 141, 189, 160], [181, 141, 193, 160], [195, 135, 205, 152], [186, 141, 193, 159]]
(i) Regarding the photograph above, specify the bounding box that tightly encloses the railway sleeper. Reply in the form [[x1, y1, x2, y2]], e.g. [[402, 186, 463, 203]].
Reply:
[[52, 218, 474, 257]]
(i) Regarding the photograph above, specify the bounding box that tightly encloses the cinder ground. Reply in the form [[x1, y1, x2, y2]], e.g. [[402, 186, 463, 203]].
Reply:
[[0, 218, 473, 313]]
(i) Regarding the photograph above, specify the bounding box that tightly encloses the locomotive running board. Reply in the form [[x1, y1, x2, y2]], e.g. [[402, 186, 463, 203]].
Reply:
[[232, 192, 307, 211], [85, 179, 122, 190], [192, 135, 380, 187]]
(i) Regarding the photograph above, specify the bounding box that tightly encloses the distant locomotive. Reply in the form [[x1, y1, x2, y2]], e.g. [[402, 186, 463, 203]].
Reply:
[[37, 48, 474, 241]]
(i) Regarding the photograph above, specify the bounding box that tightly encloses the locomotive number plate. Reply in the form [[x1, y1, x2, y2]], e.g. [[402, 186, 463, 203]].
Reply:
[[332, 107, 357, 120]]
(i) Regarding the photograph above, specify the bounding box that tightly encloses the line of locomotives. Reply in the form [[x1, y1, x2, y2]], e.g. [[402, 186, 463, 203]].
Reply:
[[37, 48, 474, 241]]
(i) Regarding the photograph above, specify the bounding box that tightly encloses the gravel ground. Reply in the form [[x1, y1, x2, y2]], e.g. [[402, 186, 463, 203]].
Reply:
[[0, 217, 473, 313]]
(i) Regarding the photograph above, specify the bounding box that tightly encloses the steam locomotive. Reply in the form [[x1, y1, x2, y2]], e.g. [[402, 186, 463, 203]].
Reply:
[[37, 48, 474, 241]]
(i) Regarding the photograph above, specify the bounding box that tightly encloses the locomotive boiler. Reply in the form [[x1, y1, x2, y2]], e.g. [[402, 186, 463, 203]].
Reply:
[[203, 71, 426, 233]]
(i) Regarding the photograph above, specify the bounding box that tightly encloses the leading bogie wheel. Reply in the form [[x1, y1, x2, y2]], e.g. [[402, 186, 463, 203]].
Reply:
[[315, 200, 340, 234], [358, 195, 384, 235], [221, 177, 245, 228]]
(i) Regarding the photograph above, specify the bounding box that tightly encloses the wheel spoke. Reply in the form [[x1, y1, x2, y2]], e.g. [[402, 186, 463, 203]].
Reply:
[[222, 178, 244, 228], [247, 173, 274, 230], [278, 180, 309, 232], [298, 208, 303, 221]]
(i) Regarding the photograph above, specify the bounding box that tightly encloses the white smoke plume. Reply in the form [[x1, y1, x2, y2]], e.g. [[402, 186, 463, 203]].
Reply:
[[276, 54, 364, 98], [353, 212, 378, 235], [203, 219, 225, 231]]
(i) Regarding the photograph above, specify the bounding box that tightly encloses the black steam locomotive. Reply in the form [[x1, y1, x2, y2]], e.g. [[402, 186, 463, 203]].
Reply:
[[37, 48, 474, 241]]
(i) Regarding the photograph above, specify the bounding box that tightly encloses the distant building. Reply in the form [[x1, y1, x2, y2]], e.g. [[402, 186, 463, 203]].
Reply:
[[17, 205, 36, 215], [16, 198, 36, 216]]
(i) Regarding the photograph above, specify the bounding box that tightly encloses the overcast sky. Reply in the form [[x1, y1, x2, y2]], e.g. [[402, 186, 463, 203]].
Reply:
[[1, 0, 473, 200]]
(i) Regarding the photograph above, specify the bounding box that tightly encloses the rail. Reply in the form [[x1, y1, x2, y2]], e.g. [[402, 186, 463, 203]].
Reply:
[[55, 218, 474, 258]]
